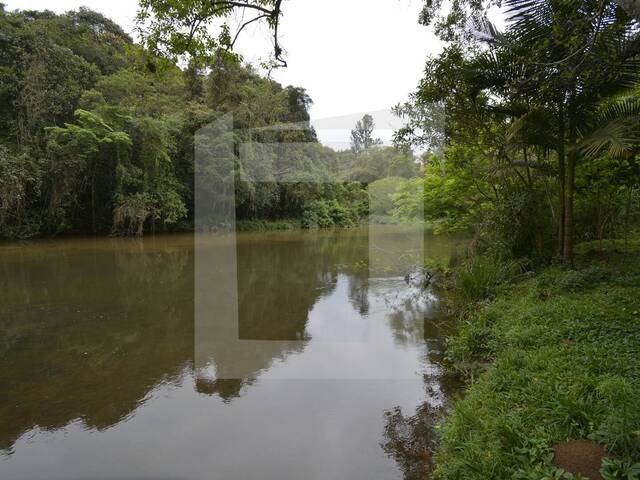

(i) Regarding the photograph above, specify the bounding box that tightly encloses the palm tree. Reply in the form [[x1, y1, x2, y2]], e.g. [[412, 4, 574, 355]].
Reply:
[[468, 0, 640, 262]]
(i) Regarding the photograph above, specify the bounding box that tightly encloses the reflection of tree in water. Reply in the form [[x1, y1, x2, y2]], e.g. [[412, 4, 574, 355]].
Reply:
[[387, 308, 425, 346], [1, 228, 457, 462], [370, 277, 437, 347], [195, 378, 249, 402], [382, 401, 442, 479], [236, 231, 369, 340], [197, 230, 372, 387], [366, 254, 465, 479], [347, 274, 370, 316], [236, 238, 334, 341], [0, 230, 374, 453], [0, 237, 195, 453], [381, 377, 463, 480], [381, 316, 463, 480]]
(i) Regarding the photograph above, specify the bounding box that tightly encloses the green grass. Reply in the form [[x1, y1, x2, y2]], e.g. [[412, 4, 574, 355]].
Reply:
[[434, 246, 640, 479], [454, 256, 523, 304]]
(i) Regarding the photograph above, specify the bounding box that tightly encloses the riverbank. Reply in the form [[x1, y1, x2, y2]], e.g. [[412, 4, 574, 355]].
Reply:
[[234, 219, 300, 232], [434, 241, 640, 479], [233, 218, 428, 232]]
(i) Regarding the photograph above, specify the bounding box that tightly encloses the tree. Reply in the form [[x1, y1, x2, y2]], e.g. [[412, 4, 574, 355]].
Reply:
[[135, 0, 286, 66], [343, 147, 414, 183], [388, 152, 418, 178], [45, 109, 133, 233], [13, 41, 98, 147], [412, 0, 640, 262], [350, 114, 382, 153], [498, 0, 640, 262], [393, 97, 446, 156], [0, 146, 43, 238], [0, 7, 345, 238], [368, 177, 406, 217]]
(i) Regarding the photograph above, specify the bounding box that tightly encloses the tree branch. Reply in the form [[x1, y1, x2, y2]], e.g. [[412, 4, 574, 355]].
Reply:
[[230, 13, 269, 48]]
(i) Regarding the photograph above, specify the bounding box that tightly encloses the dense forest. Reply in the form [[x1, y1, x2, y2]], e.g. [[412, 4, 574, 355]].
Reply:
[[116, 0, 640, 266], [395, 0, 640, 264], [2, 1, 639, 267], [0, 5, 419, 238]]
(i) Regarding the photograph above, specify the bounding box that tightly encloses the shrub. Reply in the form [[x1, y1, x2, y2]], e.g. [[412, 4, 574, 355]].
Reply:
[[235, 220, 298, 231], [455, 256, 521, 303], [301, 199, 359, 229]]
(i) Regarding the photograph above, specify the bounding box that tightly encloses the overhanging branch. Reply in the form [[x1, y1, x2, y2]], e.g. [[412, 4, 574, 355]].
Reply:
[[212, 0, 286, 67]]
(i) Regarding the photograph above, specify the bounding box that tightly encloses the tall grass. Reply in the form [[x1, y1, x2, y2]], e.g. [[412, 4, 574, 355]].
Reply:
[[455, 256, 522, 303]]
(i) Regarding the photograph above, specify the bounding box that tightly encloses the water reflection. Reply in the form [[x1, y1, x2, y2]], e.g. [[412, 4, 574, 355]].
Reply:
[[381, 317, 464, 479], [0, 227, 466, 480], [0, 236, 194, 453]]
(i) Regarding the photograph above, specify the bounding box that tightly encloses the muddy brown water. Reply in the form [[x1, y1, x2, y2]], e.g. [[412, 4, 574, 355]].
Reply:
[[0, 226, 466, 480]]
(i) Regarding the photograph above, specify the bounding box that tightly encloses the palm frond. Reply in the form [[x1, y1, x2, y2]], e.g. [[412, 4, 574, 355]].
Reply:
[[468, 14, 505, 44], [503, 0, 554, 42], [579, 119, 638, 158], [599, 95, 640, 120], [579, 96, 640, 159]]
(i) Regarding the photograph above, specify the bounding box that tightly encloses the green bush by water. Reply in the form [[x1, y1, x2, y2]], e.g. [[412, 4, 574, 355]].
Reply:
[[235, 220, 299, 232], [300, 200, 360, 229], [454, 256, 523, 304]]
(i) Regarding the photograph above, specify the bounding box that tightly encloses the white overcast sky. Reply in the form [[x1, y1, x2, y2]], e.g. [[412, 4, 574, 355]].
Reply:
[[7, 0, 445, 147]]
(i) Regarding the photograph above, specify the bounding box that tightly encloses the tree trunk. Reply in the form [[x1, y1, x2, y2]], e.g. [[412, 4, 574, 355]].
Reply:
[[563, 150, 576, 265], [558, 151, 566, 259], [625, 187, 632, 253], [557, 107, 566, 259], [91, 169, 96, 234]]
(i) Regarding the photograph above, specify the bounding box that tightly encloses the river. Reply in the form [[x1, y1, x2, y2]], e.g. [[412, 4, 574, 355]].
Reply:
[[0, 225, 466, 480]]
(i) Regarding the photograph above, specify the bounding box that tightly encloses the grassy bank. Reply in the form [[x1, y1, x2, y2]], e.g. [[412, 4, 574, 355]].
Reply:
[[434, 242, 640, 479]]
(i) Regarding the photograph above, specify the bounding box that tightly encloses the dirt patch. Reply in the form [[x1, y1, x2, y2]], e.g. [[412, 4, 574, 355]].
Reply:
[[553, 440, 609, 480]]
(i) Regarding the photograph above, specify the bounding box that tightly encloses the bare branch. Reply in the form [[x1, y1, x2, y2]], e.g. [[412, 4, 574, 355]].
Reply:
[[230, 13, 269, 48]]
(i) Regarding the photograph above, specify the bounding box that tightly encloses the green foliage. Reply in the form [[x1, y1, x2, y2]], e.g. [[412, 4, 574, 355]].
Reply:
[[406, 0, 640, 264], [388, 152, 419, 178], [557, 267, 609, 292], [368, 176, 405, 216], [0, 146, 43, 238], [575, 155, 640, 244], [420, 147, 492, 235], [0, 7, 361, 238], [341, 146, 418, 184], [235, 219, 298, 232], [135, 0, 285, 67], [1, 7, 441, 238], [301, 199, 359, 229], [601, 458, 640, 480], [455, 256, 521, 303], [391, 177, 425, 221], [435, 248, 640, 479], [44, 109, 135, 233]]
